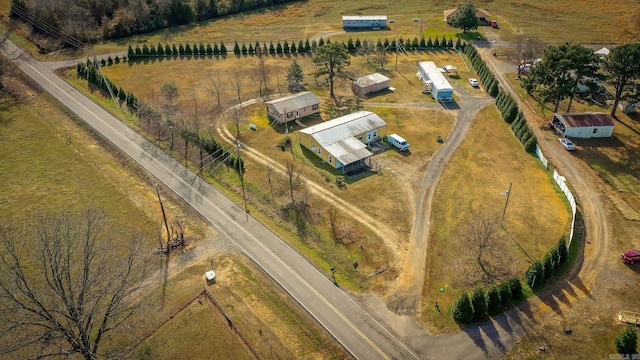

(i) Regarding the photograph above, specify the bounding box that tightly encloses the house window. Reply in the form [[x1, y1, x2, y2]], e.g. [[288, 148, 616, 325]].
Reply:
[[592, 128, 598, 133], [329, 156, 332, 163], [312, 104, 319, 111], [318, 148, 322, 155], [368, 133, 371, 140], [287, 112, 293, 118], [311, 144, 316, 152]]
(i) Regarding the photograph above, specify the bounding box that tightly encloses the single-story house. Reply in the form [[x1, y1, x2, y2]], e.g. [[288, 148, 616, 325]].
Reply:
[[551, 113, 614, 138], [352, 73, 391, 96], [342, 15, 387, 30], [443, 8, 491, 23], [298, 111, 387, 173], [265, 92, 320, 124], [417, 61, 454, 102]]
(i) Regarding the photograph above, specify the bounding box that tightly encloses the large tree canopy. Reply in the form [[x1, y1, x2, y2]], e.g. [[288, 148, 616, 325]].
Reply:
[[312, 42, 351, 100], [0, 210, 151, 360], [603, 42, 640, 117], [449, 2, 479, 33], [522, 43, 598, 113]]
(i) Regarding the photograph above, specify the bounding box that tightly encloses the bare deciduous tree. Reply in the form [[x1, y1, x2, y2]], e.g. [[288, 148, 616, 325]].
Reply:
[[0, 209, 150, 360], [373, 44, 389, 71], [511, 34, 546, 79], [206, 70, 225, 111], [253, 51, 270, 97], [266, 161, 274, 197], [160, 81, 180, 150], [327, 206, 338, 242], [285, 160, 301, 203], [229, 69, 244, 105], [454, 213, 517, 287]]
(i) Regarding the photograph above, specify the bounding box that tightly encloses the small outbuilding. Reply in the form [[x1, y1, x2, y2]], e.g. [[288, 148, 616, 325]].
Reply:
[[417, 61, 454, 102], [352, 73, 391, 96], [551, 113, 614, 138], [594, 47, 610, 56], [265, 92, 320, 124], [342, 15, 387, 30]]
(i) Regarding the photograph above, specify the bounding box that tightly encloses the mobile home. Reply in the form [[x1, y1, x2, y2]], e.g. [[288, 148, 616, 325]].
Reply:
[[417, 61, 454, 102]]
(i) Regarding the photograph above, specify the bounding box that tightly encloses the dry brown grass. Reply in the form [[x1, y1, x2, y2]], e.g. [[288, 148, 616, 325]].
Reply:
[[419, 104, 571, 333]]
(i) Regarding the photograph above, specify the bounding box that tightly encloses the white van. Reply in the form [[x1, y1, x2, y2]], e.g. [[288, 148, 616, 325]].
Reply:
[[388, 134, 409, 151]]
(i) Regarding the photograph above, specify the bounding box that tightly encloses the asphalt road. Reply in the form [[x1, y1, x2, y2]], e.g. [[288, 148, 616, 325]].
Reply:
[[0, 39, 419, 360]]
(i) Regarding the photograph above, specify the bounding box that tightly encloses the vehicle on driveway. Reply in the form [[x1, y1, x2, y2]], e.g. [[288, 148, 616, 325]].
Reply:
[[621, 250, 640, 264], [468, 78, 479, 87], [558, 138, 575, 151]]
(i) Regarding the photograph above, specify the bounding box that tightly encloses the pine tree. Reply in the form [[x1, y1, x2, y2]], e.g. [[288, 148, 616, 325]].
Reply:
[[471, 288, 487, 321], [135, 46, 142, 56], [276, 42, 283, 54], [420, 37, 426, 48], [557, 236, 568, 264], [142, 44, 149, 55], [427, 37, 433, 48], [305, 39, 311, 52], [233, 41, 240, 55], [290, 42, 296, 53], [248, 43, 254, 54], [298, 40, 305, 53], [355, 38, 361, 49], [185, 44, 192, 55], [455, 38, 462, 50], [157, 44, 164, 56], [269, 41, 276, 54], [128, 45, 134, 57], [199, 43, 205, 55], [434, 37, 440, 49], [283, 41, 289, 54], [526, 261, 545, 288], [149, 46, 157, 56], [241, 43, 247, 54], [178, 44, 185, 55], [220, 42, 227, 54], [486, 287, 502, 315], [499, 282, 512, 307], [114, 56, 120, 64], [318, 38, 324, 47], [166, 44, 173, 56], [453, 292, 474, 323], [615, 325, 638, 356], [441, 35, 447, 48], [347, 38, 355, 52], [213, 44, 219, 55], [412, 37, 419, 49]]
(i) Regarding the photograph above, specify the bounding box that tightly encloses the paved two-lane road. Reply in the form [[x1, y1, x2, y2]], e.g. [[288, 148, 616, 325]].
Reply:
[[1, 40, 420, 359]]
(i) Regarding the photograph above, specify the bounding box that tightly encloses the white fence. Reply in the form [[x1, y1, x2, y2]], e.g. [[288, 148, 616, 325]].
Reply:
[[536, 144, 577, 247]]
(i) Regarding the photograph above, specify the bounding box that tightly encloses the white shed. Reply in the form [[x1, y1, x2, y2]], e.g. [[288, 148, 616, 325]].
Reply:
[[552, 113, 614, 138], [352, 73, 390, 96]]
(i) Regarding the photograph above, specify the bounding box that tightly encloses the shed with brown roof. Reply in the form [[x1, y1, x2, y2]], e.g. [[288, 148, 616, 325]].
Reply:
[[552, 113, 614, 138]]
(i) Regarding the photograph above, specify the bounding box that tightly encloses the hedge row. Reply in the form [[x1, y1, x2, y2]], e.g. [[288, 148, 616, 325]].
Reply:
[[77, 60, 138, 108], [453, 278, 524, 323], [463, 44, 537, 153], [525, 236, 569, 289], [127, 35, 464, 59]]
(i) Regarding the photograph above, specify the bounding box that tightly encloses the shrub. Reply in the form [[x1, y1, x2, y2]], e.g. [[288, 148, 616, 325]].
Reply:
[[489, 81, 499, 97], [453, 292, 474, 323], [505, 104, 518, 124], [486, 287, 502, 315], [543, 252, 554, 279], [526, 260, 544, 288], [471, 288, 487, 320], [557, 236, 568, 264], [615, 325, 638, 356], [509, 278, 524, 300], [499, 282, 512, 307]]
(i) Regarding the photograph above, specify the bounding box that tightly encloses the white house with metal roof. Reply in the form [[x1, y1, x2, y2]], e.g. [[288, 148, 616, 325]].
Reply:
[[265, 92, 320, 124], [417, 61, 454, 102], [342, 15, 387, 30], [298, 111, 387, 172]]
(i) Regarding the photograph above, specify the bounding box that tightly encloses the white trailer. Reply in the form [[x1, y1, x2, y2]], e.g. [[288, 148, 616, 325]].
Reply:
[[388, 134, 409, 151]]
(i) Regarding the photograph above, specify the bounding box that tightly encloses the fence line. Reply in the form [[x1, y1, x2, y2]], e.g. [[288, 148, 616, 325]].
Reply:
[[535, 144, 577, 248], [202, 286, 261, 360]]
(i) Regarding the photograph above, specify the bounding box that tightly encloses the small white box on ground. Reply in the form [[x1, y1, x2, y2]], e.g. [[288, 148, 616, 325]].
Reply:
[[205, 270, 216, 281]]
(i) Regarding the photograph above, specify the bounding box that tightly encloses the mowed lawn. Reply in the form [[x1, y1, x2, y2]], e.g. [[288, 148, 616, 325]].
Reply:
[[421, 105, 571, 333]]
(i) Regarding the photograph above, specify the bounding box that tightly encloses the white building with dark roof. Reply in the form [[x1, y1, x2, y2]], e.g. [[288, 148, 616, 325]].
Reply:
[[265, 92, 320, 124], [551, 112, 614, 138], [298, 111, 387, 172]]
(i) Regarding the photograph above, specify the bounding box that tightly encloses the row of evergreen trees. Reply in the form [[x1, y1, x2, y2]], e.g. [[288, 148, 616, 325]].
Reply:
[[76, 60, 138, 108], [453, 278, 524, 323], [525, 237, 569, 289], [463, 43, 537, 153], [127, 35, 464, 59]]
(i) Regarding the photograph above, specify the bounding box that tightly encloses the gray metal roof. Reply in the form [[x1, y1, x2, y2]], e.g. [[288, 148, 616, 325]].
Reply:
[[342, 15, 387, 21], [353, 73, 390, 88], [325, 138, 372, 165], [300, 111, 386, 165], [418, 61, 453, 91], [265, 92, 320, 115]]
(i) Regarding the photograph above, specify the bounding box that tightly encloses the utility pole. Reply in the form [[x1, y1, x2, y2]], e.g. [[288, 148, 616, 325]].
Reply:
[[236, 138, 249, 220], [155, 183, 171, 248], [420, 18, 423, 37], [501, 182, 512, 226]]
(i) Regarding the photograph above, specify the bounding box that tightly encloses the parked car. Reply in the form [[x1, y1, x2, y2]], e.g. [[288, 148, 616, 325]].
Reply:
[[558, 138, 575, 151], [468, 78, 479, 87], [621, 250, 640, 264]]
